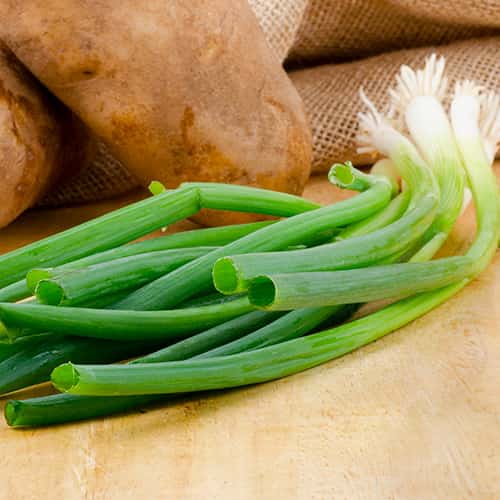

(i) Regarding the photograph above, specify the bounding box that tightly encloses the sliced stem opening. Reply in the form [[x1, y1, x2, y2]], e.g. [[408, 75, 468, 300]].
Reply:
[[35, 281, 64, 306], [248, 277, 276, 308], [51, 363, 79, 392], [212, 258, 240, 294]]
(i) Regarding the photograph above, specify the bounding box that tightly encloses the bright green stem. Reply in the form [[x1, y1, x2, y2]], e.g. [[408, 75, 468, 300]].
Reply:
[[196, 305, 356, 358], [212, 155, 438, 294], [140, 311, 283, 363], [247, 257, 466, 310], [4, 305, 355, 426], [0, 297, 253, 342], [0, 282, 31, 303], [4, 311, 282, 425], [0, 334, 161, 396], [0, 222, 274, 303], [0, 179, 320, 294], [34, 247, 216, 306], [181, 182, 320, 216], [335, 189, 410, 241], [112, 174, 393, 311], [0, 334, 51, 364], [48, 281, 467, 397], [0, 188, 200, 289], [329, 161, 397, 194], [409, 233, 448, 263]]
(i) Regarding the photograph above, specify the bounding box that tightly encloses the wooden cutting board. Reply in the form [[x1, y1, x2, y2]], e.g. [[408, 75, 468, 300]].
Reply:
[[1, 169, 499, 500]]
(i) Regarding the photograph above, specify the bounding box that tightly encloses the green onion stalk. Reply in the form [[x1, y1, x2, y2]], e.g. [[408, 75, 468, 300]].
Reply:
[[333, 160, 411, 242], [110, 169, 394, 311], [0, 192, 321, 387], [46, 76, 499, 399], [0, 188, 199, 290], [242, 82, 500, 310], [0, 222, 273, 303], [0, 296, 254, 342], [0, 219, 328, 390], [0, 334, 163, 396], [0, 182, 321, 295], [33, 247, 217, 306], [389, 55, 466, 261], [4, 305, 355, 426], [212, 117, 440, 295]]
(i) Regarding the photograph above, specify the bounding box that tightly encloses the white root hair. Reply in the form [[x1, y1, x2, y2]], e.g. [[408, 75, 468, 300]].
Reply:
[[356, 88, 387, 155], [356, 88, 404, 156], [453, 80, 483, 99], [389, 54, 448, 122], [479, 90, 500, 163]]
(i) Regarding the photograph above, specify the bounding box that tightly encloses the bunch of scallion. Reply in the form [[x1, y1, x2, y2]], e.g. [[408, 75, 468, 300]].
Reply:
[[1, 56, 498, 427]]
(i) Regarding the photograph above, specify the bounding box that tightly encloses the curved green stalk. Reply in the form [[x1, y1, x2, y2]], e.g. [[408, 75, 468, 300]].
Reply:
[[0, 297, 253, 342], [1, 222, 274, 303], [335, 189, 410, 241], [0, 281, 32, 303], [3, 311, 283, 426], [196, 305, 356, 358], [180, 182, 320, 216], [4, 304, 355, 426], [57, 222, 276, 270], [112, 171, 393, 311], [140, 311, 283, 363], [247, 257, 465, 310], [48, 281, 467, 397], [34, 247, 216, 306], [213, 155, 438, 295], [0, 188, 200, 289], [0, 335, 160, 396], [0, 181, 318, 297]]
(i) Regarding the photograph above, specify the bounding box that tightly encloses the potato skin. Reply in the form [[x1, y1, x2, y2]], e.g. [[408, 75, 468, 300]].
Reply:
[[0, 0, 312, 225], [0, 43, 94, 228]]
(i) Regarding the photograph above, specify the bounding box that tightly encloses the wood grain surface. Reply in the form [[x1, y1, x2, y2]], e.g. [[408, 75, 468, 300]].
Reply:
[[0, 169, 499, 500]]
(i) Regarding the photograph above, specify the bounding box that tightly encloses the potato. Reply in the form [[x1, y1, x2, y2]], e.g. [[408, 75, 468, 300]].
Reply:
[[0, 42, 94, 228], [0, 0, 312, 225]]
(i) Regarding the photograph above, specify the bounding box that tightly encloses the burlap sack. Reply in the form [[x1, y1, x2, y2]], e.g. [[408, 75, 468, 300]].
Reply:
[[42, 141, 138, 207], [292, 37, 500, 172], [41, 0, 500, 205], [288, 0, 499, 62]]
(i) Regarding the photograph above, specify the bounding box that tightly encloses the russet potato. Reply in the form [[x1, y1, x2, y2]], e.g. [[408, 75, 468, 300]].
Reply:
[[0, 43, 93, 228], [0, 0, 312, 225]]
